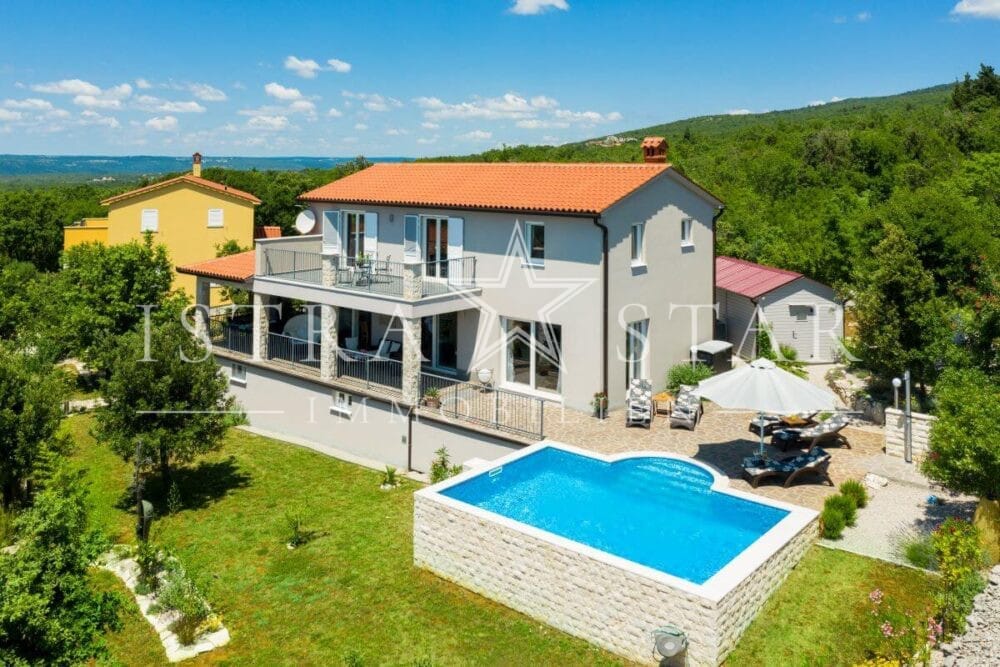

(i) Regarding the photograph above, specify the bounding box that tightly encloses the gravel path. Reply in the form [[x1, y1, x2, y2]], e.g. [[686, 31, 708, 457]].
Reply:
[[938, 566, 1000, 666]]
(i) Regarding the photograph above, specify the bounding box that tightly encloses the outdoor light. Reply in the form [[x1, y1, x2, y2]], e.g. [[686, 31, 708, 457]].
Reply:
[[892, 377, 902, 410]]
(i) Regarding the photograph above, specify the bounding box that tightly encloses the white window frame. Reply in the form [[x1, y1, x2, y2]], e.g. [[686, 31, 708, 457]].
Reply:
[[524, 221, 545, 267], [331, 390, 353, 417], [140, 208, 159, 233], [631, 222, 646, 266], [343, 210, 366, 261], [625, 319, 649, 385], [207, 208, 224, 228], [230, 363, 247, 386], [681, 217, 694, 247], [500, 317, 563, 398]]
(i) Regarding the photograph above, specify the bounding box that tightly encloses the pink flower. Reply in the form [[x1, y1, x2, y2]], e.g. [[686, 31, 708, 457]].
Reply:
[[881, 621, 894, 638], [869, 589, 884, 605], [927, 617, 943, 644]]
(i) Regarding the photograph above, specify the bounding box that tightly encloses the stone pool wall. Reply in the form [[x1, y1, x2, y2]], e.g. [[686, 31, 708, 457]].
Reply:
[[413, 493, 817, 666]]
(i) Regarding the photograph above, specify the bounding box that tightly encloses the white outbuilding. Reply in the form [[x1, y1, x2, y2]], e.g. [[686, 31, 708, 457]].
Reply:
[[715, 256, 844, 363]]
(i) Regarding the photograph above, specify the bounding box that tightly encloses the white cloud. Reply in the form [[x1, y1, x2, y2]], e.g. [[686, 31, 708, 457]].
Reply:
[[415, 92, 617, 126], [343, 91, 402, 112], [264, 82, 303, 101], [145, 115, 178, 131], [830, 96, 844, 103], [354, 122, 368, 131], [421, 121, 439, 129], [71, 83, 133, 109], [726, 108, 752, 115], [552, 108, 622, 124], [327, 107, 343, 118], [284, 55, 322, 78], [385, 127, 407, 136], [951, 0, 1000, 18], [856, 11, 871, 21], [80, 109, 120, 128], [288, 99, 316, 115], [530, 95, 559, 109], [189, 83, 227, 101], [0, 109, 23, 122], [31, 78, 101, 95], [416, 136, 438, 145], [516, 119, 569, 129], [134, 95, 206, 113], [3, 98, 52, 110], [135, 78, 152, 89], [510, 0, 569, 15], [327, 58, 352, 73], [458, 129, 492, 141], [247, 114, 288, 130], [808, 100, 826, 107]]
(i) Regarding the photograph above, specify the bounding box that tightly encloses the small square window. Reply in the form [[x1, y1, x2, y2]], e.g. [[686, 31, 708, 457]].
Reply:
[[207, 208, 224, 228], [230, 363, 247, 385], [331, 390, 353, 417], [681, 218, 694, 246], [631, 222, 645, 266], [141, 209, 159, 232], [525, 222, 545, 266]]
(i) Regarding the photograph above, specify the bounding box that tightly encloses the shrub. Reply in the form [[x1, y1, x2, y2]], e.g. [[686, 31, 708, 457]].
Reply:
[[381, 466, 398, 488], [898, 532, 937, 570], [284, 507, 313, 548], [430, 447, 462, 484], [135, 538, 164, 591], [931, 518, 987, 636], [825, 493, 858, 527], [840, 479, 869, 508], [864, 588, 941, 665], [157, 566, 211, 645], [821, 505, 847, 539], [665, 362, 713, 394], [166, 481, 182, 515]]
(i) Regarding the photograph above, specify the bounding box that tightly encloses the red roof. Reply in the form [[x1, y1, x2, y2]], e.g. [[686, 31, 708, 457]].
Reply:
[[715, 256, 801, 299], [255, 225, 282, 239], [176, 250, 255, 283], [101, 175, 262, 206], [299, 162, 684, 214]]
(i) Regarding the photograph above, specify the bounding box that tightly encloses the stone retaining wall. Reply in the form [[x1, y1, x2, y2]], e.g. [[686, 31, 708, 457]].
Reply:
[[884, 407, 936, 461], [413, 493, 817, 666]]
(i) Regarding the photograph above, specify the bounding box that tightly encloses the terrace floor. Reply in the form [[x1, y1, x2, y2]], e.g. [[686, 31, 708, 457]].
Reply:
[[543, 403, 885, 511]]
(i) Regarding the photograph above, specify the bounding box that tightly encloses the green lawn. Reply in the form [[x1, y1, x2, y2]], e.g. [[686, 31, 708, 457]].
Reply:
[[64, 415, 938, 666]]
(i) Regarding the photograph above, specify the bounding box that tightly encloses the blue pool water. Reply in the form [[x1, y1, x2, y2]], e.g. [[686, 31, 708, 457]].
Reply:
[[440, 447, 789, 584]]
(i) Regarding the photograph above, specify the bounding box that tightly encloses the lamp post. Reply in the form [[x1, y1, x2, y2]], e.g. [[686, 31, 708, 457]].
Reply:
[[891, 372, 912, 463], [891, 376, 901, 410]]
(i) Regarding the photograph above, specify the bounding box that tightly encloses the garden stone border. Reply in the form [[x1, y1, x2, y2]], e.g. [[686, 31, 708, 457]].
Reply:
[[99, 550, 230, 663]]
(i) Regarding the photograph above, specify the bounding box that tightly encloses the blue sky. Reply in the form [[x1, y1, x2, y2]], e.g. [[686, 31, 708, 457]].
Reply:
[[0, 0, 998, 157]]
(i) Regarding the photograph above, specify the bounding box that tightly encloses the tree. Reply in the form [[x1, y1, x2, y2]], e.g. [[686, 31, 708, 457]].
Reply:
[[853, 224, 949, 389], [922, 367, 1000, 500], [0, 468, 122, 665], [0, 345, 67, 507], [95, 318, 236, 487]]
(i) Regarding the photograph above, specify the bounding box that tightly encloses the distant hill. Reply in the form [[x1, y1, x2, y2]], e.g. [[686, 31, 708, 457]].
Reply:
[[0, 154, 410, 185]]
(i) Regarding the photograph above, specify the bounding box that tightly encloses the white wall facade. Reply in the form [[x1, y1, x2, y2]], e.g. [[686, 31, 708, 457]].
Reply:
[[759, 278, 843, 362]]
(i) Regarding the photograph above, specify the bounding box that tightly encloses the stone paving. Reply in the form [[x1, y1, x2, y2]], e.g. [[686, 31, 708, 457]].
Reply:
[[543, 403, 884, 510]]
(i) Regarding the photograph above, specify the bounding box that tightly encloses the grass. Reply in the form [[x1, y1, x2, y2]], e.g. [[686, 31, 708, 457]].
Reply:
[[64, 416, 939, 666], [64, 416, 624, 666], [724, 547, 939, 666]]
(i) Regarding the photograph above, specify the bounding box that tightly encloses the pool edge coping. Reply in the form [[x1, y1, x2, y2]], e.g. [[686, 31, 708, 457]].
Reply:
[[414, 440, 818, 603]]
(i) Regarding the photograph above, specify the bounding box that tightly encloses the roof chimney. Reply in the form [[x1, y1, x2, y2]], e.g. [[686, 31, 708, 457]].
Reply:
[[641, 137, 667, 163], [192, 152, 202, 177]]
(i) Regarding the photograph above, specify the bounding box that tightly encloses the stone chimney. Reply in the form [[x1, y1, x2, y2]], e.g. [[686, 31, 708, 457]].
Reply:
[[192, 152, 202, 177], [641, 137, 667, 163]]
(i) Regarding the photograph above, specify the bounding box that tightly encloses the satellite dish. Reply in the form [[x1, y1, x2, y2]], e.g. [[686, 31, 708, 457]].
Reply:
[[294, 209, 316, 235]]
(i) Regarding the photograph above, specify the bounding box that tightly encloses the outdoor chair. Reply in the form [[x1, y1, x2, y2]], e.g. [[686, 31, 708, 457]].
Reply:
[[749, 411, 818, 437], [772, 413, 851, 451], [625, 378, 654, 428], [669, 384, 702, 430], [742, 447, 834, 488]]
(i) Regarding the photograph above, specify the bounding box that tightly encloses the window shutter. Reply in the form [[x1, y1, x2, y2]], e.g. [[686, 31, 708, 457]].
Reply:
[[363, 212, 378, 259], [208, 208, 224, 228], [403, 215, 421, 261], [322, 210, 341, 253], [141, 209, 158, 232], [447, 217, 464, 286]]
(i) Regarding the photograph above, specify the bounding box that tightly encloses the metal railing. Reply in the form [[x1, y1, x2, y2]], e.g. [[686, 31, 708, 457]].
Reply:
[[266, 332, 320, 373], [262, 248, 323, 284], [209, 315, 253, 356], [421, 372, 545, 440], [336, 349, 403, 394], [422, 257, 477, 296]]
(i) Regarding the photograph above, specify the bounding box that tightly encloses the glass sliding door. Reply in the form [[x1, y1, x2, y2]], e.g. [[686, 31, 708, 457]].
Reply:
[[626, 319, 649, 385], [503, 318, 562, 395], [420, 312, 458, 371], [344, 211, 365, 261], [424, 217, 449, 278]]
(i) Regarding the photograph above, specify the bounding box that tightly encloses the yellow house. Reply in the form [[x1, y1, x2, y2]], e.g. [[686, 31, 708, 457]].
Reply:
[[63, 153, 261, 297]]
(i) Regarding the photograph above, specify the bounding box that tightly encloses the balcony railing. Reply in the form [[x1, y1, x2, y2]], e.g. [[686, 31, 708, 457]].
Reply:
[[336, 349, 404, 395], [420, 371, 545, 440], [209, 315, 253, 356], [266, 332, 320, 373], [260, 247, 476, 298]]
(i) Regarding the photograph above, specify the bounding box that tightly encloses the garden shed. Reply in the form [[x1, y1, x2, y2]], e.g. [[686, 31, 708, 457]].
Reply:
[[715, 256, 843, 362]]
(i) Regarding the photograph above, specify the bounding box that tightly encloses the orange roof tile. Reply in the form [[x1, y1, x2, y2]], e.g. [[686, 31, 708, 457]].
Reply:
[[101, 174, 262, 206], [298, 162, 700, 214], [176, 250, 256, 283], [255, 225, 282, 239]]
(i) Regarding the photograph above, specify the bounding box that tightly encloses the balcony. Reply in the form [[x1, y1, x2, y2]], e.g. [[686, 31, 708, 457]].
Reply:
[[259, 246, 477, 299]]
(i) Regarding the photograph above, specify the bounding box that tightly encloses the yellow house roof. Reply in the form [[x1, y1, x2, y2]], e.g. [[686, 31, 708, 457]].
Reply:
[[100, 174, 262, 206]]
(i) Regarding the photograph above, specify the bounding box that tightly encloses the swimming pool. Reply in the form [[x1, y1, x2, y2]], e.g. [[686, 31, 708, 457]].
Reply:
[[414, 442, 818, 664], [440, 446, 789, 584]]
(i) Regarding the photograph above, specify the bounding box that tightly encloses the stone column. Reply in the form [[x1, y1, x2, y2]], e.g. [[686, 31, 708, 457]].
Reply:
[[401, 316, 422, 406], [252, 292, 269, 361], [322, 251, 338, 288], [193, 277, 211, 341], [320, 305, 339, 380], [403, 259, 423, 301]]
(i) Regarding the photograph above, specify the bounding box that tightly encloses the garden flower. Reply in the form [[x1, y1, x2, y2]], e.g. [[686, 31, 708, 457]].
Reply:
[[869, 588, 884, 605], [880, 621, 894, 638]]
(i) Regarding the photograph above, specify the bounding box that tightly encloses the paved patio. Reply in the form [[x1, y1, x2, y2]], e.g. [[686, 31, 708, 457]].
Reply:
[[543, 403, 884, 510]]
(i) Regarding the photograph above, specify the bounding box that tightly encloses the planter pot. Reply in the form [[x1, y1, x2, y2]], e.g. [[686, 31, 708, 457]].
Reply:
[[592, 405, 607, 420], [424, 398, 441, 409], [974, 498, 1000, 565]]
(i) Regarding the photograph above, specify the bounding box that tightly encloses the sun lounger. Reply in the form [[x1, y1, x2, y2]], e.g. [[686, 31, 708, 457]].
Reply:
[[625, 378, 654, 428], [772, 413, 850, 451], [742, 447, 833, 488]]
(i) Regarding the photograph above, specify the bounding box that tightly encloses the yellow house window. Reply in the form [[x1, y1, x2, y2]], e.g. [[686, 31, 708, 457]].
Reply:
[[207, 208, 224, 228], [141, 209, 159, 232]]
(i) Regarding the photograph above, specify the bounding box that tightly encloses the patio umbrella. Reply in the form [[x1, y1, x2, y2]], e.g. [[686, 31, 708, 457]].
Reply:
[[692, 358, 838, 456]]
